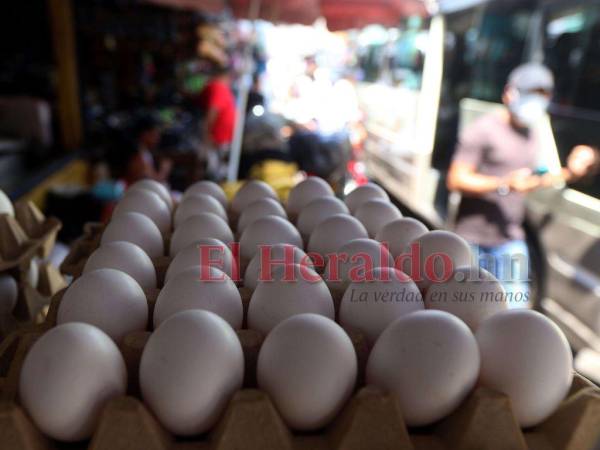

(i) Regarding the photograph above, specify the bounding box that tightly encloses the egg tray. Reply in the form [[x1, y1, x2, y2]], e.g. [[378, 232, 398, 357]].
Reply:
[[0, 262, 67, 341], [39, 219, 600, 449], [1, 284, 600, 450], [0, 200, 61, 273]]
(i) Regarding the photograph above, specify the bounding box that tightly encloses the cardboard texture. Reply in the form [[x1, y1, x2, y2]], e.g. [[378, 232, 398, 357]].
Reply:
[[0, 202, 64, 335], [8, 221, 598, 450]]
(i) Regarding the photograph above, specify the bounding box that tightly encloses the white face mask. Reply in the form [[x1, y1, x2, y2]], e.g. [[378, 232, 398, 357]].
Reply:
[[509, 93, 550, 127]]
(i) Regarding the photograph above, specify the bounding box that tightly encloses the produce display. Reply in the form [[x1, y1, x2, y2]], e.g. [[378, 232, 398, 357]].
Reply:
[[1, 177, 599, 450]]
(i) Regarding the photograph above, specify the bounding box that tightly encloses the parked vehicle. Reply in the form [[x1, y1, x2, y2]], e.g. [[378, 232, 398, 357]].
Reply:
[[357, 0, 600, 375]]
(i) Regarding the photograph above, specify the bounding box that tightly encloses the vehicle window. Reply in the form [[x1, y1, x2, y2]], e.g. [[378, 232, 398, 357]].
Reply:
[[468, 5, 532, 102], [356, 19, 429, 90], [543, 4, 600, 112]]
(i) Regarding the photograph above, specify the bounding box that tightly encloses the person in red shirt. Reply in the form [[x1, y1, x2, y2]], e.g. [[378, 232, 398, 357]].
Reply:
[[198, 65, 237, 179], [200, 66, 236, 147]]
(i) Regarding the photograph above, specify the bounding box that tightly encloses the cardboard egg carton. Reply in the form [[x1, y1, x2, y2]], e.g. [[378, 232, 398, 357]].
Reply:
[[0, 200, 61, 273], [41, 222, 600, 449], [59, 222, 105, 278], [0, 201, 65, 331], [0, 290, 599, 450]]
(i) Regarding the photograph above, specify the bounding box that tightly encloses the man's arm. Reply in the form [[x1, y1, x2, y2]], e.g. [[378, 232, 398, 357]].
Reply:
[[447, 161, 505, 195], [448, 161, 543, 195]]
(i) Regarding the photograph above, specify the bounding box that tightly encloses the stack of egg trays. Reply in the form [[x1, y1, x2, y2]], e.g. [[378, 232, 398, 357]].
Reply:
[[0, 200, 64, 330], [8, 217, 595, 450]]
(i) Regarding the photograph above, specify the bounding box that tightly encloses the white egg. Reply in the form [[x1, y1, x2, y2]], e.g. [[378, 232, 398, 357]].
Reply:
[[339, 267, 423, 345], [166, 239, 236, 283], [183, 180, 227, 208], [248, 264, 334, 334], [344, 182, 389, 214], [84, 241, 156, 290], [231, 180, 278, 214], [324, 238, 394, 293], [307, 214, 368, 260], [400, 230, 473, 292], [296, 196, 349, 240], [57, 268, 148, 343], [113, 189, 171, 234], [257, 314, 356, 430], [140, 310, 244, 436], [354, 199, 402, 238], [129, 179, 173, 211], [375, 218, 428, 258], [286, 176, 334, 216], [476, 310, 573, 427], [425, 266, 507, 330], [244, 244, 312, 290], [367, 310, 480, 426], [239, 215, 303, 262], [0, 274, 18, 315], [101, 212, 164, 258], [237, 198, 287, 233], [169, 213, 234, 256], [25, 258, 40, 289], [19, 323, 126, 441], [0, 188, 14, 216], [153, 266, 242, 329], [174, 193, 228, 227]]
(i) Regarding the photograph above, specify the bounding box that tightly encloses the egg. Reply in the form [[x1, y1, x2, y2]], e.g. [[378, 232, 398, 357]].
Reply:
[[231, 180, 278, 214], [83, 241, 156, 290], [153, 266, 242, 329], [248, 264, 334, 334], [113, 188, 171, 234], [183, 180, 228, 208], [367, 310, 480, 426], [129, 179, 173, 211], [140, 310, 244, 436], [19, 323, 127, 441], [476, 310, 572, 427], [354, 199, 402, 238], [375, 217, 428, 258], [257, 314, 356, 430], [169, 213, 234, 256], [57, 268, 148, 343], [344, 182, 389, 214], [400, 230, 473, 292], [324, 238, 394, 293], [239, 215, 303, 262], [101, 212, 164, 258], [339, 267, 423, 345], [237, 198, 287, 233], [307, 214, 368, 260], [0, 274, 18, 315], [166, 239, 236, 283], [244, 244, 312, 290], [425, 266, 507, 330], [174, 193, 228, 227], [286, 176, 334, 216], [296, 196, 349, 240], [0, 188, 14, 216], [25, 258, 40, 289]]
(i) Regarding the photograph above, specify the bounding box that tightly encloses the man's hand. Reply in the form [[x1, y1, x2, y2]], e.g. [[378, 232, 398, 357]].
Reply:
[[505, 168, 542, 193], [567, 145, 600, 180]]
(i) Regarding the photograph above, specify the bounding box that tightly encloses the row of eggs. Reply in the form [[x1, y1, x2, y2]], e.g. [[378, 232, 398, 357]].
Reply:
[[16, 177, 573, 442]]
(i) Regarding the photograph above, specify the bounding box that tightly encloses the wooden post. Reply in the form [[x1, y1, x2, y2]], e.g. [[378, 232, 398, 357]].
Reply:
[[47, 0, 82, 150]]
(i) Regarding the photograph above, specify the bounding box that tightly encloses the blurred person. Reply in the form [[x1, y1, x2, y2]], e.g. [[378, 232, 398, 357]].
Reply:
[[198, 64, 237, 179], [126, 115, 172, 184], [447, 63, 598, 308], [246, 73, 265, 115]]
